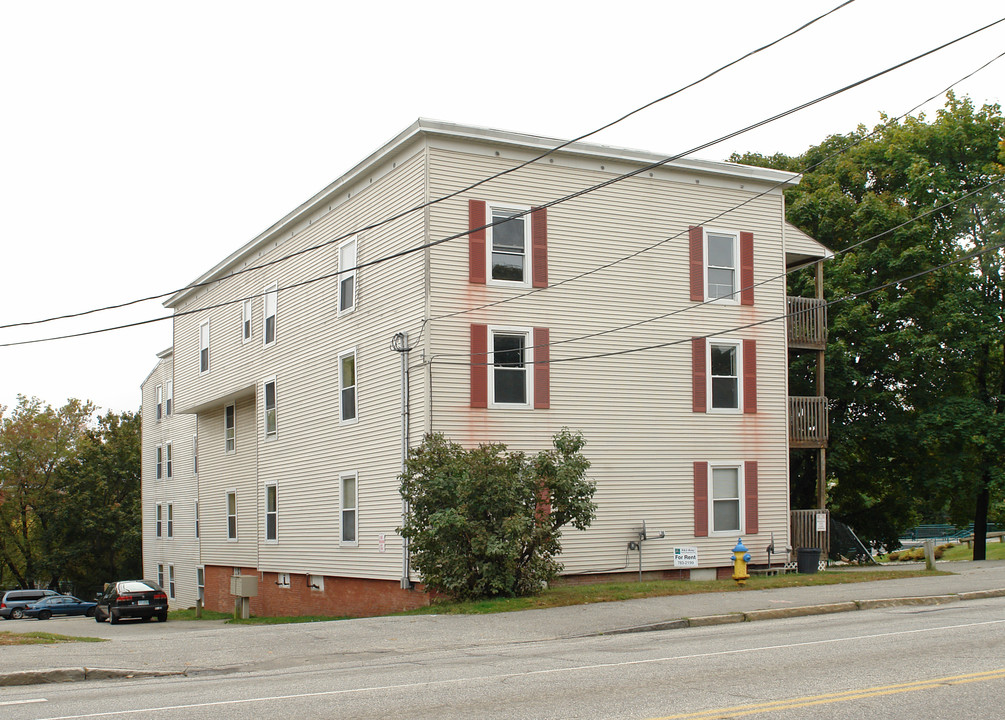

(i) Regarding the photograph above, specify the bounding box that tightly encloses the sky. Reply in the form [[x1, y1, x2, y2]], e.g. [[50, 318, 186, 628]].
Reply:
[[2, 0, 1003, 418]]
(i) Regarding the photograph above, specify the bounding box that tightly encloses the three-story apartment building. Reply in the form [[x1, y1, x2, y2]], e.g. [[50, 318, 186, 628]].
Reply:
[[143, 119, 829, 617]]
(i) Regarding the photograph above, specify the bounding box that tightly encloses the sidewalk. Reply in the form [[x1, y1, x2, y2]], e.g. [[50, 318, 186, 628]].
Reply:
[[4, 560, 1005, 687]]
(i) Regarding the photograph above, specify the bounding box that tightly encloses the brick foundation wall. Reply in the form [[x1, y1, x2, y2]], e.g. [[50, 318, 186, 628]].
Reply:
[[552, 568, 692, 586], [204, 566, 431, 618]]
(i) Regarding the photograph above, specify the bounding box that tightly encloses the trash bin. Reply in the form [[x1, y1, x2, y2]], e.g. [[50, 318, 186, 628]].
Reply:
[[797, 547, 821, 574]]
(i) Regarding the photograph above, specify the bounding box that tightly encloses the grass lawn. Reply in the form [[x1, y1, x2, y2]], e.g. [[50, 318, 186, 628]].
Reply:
[[879, 541, 1005, 563], [0, 631, 105, 646], [169, 607, 350, 624]]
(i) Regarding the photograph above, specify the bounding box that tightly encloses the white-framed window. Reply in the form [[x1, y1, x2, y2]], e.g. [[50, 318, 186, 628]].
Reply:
[[165, 442, 173, 478], [338, 237, 357, 315], [340, 472, 357, 546], [169, 565, 176, 599], [166, 381, 173, 416], [708, 340, 742, 412], [276, 572, 291, 589], [155, 445, 163, 479], [167, 503, 174, 538], [225, 404, 236, 454], [489, 326, 533, 408], [339, 349, 357, 423], [705, 229, 738, 301], [242, 298, 253, 343], [488, 204, 531, 286], [199, 321, 210, 374], [196, 567, 205, 603], [194, 500, 200, 538], [265, 483, 278, 542], [193, 434, 198, 475], [226, 491, 238, 540], [263, 283, 277, 346], [155, 503, 162, 538], [156, 385, 163, 420], [158, 564, 164, 588], [308, 575, 324, 591], [710, 464, 744, 534], [264, 378, 277, 439]]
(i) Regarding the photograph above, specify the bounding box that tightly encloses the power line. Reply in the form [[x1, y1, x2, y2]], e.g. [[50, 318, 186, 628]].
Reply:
[[3, 16, 1003, 349], [0, 1, 856, 332]]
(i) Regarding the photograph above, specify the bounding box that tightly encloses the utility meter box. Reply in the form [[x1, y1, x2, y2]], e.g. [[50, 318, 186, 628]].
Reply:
[[230, 575, 258, 597]]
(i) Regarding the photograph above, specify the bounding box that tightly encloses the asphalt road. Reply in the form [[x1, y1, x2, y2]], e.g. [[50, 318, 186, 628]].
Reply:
[[3, 596, 1004, 720]]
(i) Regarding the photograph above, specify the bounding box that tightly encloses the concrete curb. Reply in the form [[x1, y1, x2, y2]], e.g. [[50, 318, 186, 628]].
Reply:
[[600, 587, 1005, 636], [0, 667, 184, 687]]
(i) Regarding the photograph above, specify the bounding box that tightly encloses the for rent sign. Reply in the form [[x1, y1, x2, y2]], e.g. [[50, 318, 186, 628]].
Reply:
[[674, 547, 698, 567]]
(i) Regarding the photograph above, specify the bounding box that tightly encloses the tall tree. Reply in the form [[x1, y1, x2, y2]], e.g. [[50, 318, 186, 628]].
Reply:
[[733, 94, 1005, 556]]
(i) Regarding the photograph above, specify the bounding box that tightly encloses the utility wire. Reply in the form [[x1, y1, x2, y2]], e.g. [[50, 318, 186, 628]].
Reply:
[[0, 1, 856, 332], [3, 17, 1003, 349]]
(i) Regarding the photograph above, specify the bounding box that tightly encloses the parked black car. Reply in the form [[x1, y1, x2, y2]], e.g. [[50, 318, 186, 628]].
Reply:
[[0, 589, 60, 620], [94, 580, 168, 624], [23, 594, 98, 620]]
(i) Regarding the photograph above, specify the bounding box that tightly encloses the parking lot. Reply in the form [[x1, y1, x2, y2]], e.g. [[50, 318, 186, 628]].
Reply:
[[1, 612, 228, 641]]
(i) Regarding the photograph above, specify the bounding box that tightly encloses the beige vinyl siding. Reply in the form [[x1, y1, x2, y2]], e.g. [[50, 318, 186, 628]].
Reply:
[[140, 353, 200, 608], [171, 149, 428, 580], [424, 144, 791, 574]]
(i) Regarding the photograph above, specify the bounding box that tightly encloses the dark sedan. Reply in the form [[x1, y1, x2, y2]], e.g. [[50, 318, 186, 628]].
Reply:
[[23, 595, 97, 620], [94, 580, 168, 623]]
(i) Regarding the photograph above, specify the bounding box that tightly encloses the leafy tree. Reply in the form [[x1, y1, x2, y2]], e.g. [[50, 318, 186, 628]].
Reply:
[[733, 94, 1005, 556], [399, 429, 595, 600]]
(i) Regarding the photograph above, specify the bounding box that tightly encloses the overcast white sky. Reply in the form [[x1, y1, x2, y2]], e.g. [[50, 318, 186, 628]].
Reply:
[[2, 1, 1003, 417]]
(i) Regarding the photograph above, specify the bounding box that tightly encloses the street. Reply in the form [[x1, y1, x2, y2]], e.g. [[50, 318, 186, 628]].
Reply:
[[3, 596, 1004, 719]]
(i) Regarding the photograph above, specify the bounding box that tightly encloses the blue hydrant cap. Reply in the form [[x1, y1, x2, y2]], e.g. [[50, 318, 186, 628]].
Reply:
[[743, 553, 751, 562], [733, 539, 748, 553]]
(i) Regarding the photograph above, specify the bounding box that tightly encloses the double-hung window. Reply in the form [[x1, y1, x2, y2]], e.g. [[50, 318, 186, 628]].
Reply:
[[226, 491, 238, 540], [705, 231, 737, 300], [265, 484, 278, 542], [155, 446, 163, 479], [711, 465, 742, 534], [490, 328, 531, 408], [194, 500, 200, 538], [242, 298, 252, 343], [489, 206, 530, 285], [169, 565, 176, 599], [264, 379, 277, 439], [165, 442, 173, 478], [199, 321, 210, 374], [225, 404, 236, 453], [197, 567, 205, 603], [709, 342, 740, 411], [155, 504, 162, 538], [156, 385, 163, 420], [339, 350, 357, 423], [338, 237, 357, 314], [158, 564, 164, 587], [264, 283, 277, 346], [167, 503, 174, 538], [166, 381, 173, 416], [340, 473, 357, 545], [192, 434, 198, 475]]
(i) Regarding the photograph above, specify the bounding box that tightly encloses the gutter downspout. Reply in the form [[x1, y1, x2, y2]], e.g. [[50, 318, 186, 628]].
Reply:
[[392, 332, 412, 589]]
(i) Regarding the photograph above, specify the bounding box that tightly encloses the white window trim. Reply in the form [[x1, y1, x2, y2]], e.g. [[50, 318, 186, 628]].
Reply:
[[166, 503, 174, 538], [703, 227, 740, 304], [168, 565, 176, 599], [263, 376, 278, 440], [276, 572, 291, 589], [338, 236, 357, 316], [194, 500, 200, 538], [155, 445, 163, 480], [308, 574, 324, 591], [263, 283, 278, 348], [242, 298, 253, 343], [226, 490, 238, 541], [158, 564, 164, 588], [165, 442, 173, 478], [338, 348, 358, 425], [340, 471, 358, 547], [488, 325, 534, 409], [155, 503, 162, 538], [707, 338, 743, 414], [192, 434, 198, 476], [486, 202, 532, 288], [197, 567, 205, 603], [708, 462, 745, 536], [166, 380, 173, 416], [199, 320, 210, 375], [225, 403, 236, 454], [156, 384, 163, 421], [265, 482, 278, 544]]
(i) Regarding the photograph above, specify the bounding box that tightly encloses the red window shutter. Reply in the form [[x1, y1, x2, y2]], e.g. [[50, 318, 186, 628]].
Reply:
[[692, 337, 706, 413], [468, 200, 487, 284], [470, 324, 488, 408], [743, 338, 757, 414], [689, 226, 704, 302], [694, 462, 709, 537], [740, 231, 754, 305], [531, 207, 548, 288], [745, 461, 758, 534], [533, 327, 550, 409]]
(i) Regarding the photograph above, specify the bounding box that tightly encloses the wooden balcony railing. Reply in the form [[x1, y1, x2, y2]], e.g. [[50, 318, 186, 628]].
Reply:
[[787, 296, 827, 350], [789, 396, 828, 448]]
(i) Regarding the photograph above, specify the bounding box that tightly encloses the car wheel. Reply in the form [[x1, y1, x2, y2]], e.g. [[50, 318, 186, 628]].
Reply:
[[94, 610, 105, 623], [37, 610, 52, 620], [10, 608, 23, 620], [157, 612, 168, 622], [109, 610, 119, 625], [85, 607, 95, 617]]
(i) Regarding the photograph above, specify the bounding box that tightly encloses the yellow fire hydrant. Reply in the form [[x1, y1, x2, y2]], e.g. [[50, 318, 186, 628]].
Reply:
[[732, 538, 751, 586]]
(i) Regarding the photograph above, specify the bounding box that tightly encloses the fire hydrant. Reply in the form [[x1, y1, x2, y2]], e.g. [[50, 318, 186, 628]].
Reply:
[[732, 538, 752, 586]]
